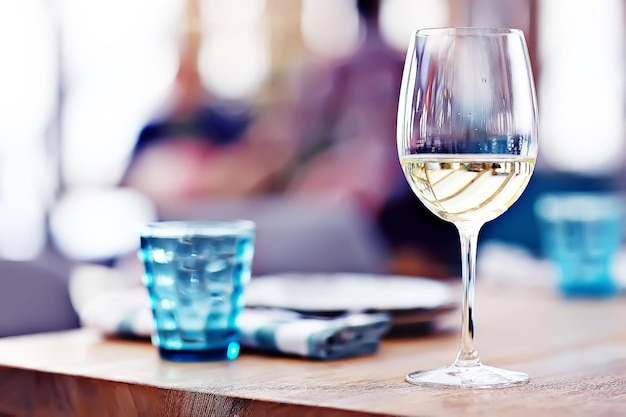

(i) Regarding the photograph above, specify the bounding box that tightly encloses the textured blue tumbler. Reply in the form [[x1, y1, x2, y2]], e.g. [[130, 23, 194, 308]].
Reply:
[[140, 220, 256, 361], [536, 193, 622, 298]]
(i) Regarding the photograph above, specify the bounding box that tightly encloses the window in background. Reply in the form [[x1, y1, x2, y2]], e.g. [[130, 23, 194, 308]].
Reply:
[[379, 0, 450, 52], [538, 0, 625, 176], [200, 0, 269, 101], [50, 0, 181, 262], [0, 0, 58, 260], [301, 0, 361, 59], [58, 0, 182, 187]]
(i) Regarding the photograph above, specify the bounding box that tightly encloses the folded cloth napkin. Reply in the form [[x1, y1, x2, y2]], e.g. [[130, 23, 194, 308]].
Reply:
[[238, 308, 391, 360], [76, 280, 391, 360]]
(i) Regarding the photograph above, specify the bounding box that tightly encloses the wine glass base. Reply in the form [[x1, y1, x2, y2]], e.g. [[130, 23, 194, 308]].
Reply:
[[406, 363, 529, 389]]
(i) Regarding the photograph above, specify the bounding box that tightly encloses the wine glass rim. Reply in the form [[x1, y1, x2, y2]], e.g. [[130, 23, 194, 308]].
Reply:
[[415, 27, 524, 38]]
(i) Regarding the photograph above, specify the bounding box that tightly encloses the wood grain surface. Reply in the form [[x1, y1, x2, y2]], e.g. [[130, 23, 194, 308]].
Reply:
[[1, 286, 625, 417]]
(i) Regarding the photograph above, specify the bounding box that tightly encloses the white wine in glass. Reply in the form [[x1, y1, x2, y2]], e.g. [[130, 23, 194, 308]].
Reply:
[[397, 27, 538, 388]]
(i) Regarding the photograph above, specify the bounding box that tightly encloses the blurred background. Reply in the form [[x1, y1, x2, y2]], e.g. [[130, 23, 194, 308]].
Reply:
[[0, 0, 624, 335]]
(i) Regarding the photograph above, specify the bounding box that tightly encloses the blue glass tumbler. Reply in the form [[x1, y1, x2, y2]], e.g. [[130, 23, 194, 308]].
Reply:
[[139, 220, 256, 361], [536, 193, 622, 298]]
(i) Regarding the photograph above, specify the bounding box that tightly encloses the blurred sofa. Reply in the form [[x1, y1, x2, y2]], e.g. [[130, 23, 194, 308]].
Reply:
[[0, 252, 79, 338], [156, 195, 390, 275]]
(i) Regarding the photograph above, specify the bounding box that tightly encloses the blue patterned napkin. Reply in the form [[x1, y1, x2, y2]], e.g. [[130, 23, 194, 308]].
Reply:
[[77, 286, 391, 360], [238, 308, 391, 359]]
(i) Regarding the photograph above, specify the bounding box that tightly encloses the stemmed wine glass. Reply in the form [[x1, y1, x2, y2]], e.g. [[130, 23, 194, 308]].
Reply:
[[397, 27, 538, 388]]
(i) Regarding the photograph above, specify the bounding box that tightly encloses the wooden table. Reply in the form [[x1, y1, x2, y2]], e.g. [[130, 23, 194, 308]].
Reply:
[[1, 285, 625, 417]]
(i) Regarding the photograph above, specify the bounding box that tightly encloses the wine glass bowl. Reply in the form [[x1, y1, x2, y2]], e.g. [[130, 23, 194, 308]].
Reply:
[[397, 27, 538, 388], [401, 155, 535, 225]]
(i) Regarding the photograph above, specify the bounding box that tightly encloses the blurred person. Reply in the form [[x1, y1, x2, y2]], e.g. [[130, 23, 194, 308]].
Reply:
[[282, 0, 459, 278], [284, 0, 403, 213], [54, 0, 390, 280], [121, 3, 293, 205]]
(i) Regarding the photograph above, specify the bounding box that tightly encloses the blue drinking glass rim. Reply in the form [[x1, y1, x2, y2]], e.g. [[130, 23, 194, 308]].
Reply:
[[415, 27, 524, 38], [535, 192, 624, 222], [140, 219, 256, 238]]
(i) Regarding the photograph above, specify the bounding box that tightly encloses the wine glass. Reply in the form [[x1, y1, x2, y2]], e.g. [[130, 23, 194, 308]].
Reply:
[[397, 27, 538, 388]]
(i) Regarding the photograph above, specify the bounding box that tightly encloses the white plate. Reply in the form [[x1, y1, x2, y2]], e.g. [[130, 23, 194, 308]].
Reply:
[[245, 273, 457, 315]]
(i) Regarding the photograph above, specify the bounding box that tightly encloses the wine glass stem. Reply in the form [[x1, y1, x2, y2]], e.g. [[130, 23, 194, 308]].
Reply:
[[454, 224, 481, 368]]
